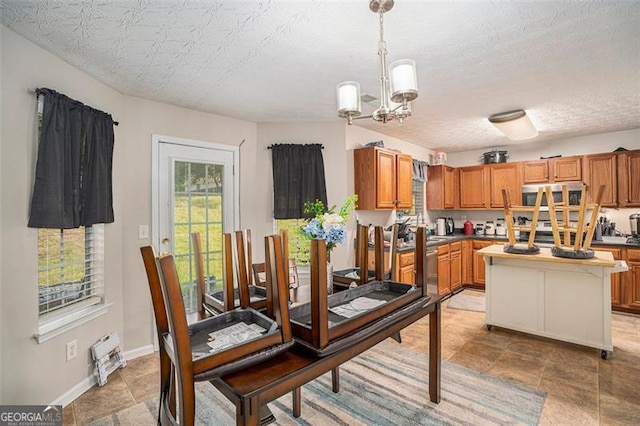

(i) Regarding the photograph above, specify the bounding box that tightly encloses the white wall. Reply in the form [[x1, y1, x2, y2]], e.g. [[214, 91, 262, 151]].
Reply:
[[255, 123, 434, 269], [346, 125, 434, 233], [445, 129, 640, 166], [1, 26, 125, 404], [437, 129, 640, 234], [256, 122, 350, 266], [0, 26, 260, 404]]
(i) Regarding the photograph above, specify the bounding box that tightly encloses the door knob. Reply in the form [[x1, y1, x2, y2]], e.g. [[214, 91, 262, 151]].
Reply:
[[162, 238, 170, 244]]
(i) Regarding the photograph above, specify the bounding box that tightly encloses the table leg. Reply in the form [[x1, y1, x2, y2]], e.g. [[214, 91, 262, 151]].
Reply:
[[429, 301, 441, 403], [237, 396, 260, 426], [331, 367, 340, 393], [292, 387, 301, 418]]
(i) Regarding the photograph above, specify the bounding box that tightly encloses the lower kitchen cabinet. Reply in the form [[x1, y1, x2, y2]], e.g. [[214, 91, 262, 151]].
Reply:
[[437, 242, 462, 295], [367, 249, 416, 285], [472, 240, 494, 288], [397, 251, 415, 284], [437, 244, 451, 295], [461, 240, 473, 284], [593, 247, 623, 307], [626, 249, 640, 310], [450, 242, 462, 291], [593, 246, 640, 314]]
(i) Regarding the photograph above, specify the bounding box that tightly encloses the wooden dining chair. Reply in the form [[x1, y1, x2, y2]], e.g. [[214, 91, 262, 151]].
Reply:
[[149, 240, 294, 426], [140, 245, 175, 424], [373, 224, 399, 281], [191, 230, 268, 317]]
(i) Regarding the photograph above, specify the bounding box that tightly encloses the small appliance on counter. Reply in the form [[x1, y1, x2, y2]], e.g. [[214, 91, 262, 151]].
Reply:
[[463, 220, 474, 235], [628, 213, 640, 245], [436, 218, 447, 236], [485, 220, 495, 235], [445, 217, 455, 235]]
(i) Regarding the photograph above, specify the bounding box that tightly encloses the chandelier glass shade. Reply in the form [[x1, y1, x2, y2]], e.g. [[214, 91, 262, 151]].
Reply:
[[336, 0, 418, 125]]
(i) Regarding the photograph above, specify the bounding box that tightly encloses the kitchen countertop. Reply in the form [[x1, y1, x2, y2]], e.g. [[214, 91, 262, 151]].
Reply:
[[393, 233, 637, 252]]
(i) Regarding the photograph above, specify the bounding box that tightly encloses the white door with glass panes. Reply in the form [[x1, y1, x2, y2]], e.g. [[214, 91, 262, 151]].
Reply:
[[152, 135, 238, 314]]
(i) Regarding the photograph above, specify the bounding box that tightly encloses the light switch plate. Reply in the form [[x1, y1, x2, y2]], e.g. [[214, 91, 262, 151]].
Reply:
[[138, 225, 149, 239]]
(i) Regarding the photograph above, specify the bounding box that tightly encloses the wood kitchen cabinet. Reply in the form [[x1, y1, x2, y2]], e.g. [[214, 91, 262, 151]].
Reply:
[[583, 153, 617, 207], [617, 149, 640, 207], [366, 249, 415, 285], [625, 249, 640, 312], [487, 163, 522, 208], [436, 242, 462, 295], [437, 244, 450, 295], [550, 156, 582, 182], [523, 156, 581, 183], [472, 240, 495, 288], [461, 240, 473, 284], [426, 165, 457, 210], [397, 251, 415, 285], [354, 147, 413, 210], [593, 246, 640, 315], [593, 246, 623, 307], [459, 165, 488, 209], [459, 163, 521, 209], [523, 160, 549, 183], [449, 242, 462, 292]]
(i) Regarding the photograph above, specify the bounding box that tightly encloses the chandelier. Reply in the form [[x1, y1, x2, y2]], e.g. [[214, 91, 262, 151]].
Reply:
[[337, 0, 418, 125]]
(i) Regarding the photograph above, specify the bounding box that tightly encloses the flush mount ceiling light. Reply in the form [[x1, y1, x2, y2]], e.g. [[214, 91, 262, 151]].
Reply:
[[488, 110, 539, 141], [336, 0, 418, 126]]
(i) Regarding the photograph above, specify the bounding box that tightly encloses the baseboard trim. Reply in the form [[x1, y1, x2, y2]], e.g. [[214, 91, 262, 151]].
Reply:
[[123, 344, 155, 360], [52, 344, 157, 407], [52, 375, 97, 407]]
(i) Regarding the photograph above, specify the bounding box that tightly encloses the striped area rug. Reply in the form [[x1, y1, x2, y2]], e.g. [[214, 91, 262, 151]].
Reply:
[[90, 340, 545, 425]]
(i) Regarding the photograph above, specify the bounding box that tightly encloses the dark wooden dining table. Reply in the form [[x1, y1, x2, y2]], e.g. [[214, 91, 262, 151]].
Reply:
[[210, 293, 442, 426]]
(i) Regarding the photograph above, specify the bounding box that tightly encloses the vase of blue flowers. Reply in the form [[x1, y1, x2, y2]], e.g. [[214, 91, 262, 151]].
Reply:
[[301, 195, 357, 294]]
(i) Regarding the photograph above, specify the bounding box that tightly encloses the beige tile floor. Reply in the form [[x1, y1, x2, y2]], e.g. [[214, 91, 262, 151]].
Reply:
[[63, 291, 640, 425]]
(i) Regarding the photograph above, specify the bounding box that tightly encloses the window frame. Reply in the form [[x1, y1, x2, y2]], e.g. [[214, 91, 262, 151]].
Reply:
[[34, 224, 108, 344]]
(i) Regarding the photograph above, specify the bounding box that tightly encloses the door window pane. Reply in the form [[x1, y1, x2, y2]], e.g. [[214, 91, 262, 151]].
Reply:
[[173, 160, 225, 313]]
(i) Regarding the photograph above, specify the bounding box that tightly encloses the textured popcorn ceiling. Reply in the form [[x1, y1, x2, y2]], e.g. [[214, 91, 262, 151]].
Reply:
[[1, 1, 639, 152]]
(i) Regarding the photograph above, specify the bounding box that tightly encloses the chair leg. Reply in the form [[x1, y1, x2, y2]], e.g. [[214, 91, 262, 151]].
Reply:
[[292, 387, 301, 418], [331, 367, 340, 393]]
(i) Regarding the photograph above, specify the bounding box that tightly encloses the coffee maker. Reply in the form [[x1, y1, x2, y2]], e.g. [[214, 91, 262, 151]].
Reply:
[[445, 217, 455, 235]]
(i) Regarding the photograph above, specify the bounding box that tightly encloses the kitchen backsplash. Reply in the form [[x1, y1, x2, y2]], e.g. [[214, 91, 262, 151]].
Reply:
[[425, 207, 638, 236]]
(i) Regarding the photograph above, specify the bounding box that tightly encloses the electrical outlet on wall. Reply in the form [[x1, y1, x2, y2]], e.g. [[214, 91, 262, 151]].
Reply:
[[66, 340, 78, 361]]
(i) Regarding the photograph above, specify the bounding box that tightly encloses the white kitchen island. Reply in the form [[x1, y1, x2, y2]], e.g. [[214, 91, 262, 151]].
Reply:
[[478, 244, 628, 359]]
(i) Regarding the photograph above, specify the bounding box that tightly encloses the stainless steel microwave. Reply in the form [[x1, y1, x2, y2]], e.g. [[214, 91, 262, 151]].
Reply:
[[521, 182, 583, 207]]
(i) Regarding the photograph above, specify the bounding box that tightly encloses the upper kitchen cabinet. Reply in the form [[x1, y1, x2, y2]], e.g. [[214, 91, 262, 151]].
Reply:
[[459, 163, 521, 209], [583, 153, 617, 207], [353, 146, 413, 210], [427, 165, 457, 210], [550, 156, 582, 182], [523, 160, 549, 183], [524, 157, 581, 184], [618, 149, 640, 207], [459, 165, 488, 209], [487, 163, 522, 208]]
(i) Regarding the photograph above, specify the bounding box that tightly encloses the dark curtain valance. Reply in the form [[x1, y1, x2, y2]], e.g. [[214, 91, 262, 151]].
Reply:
[[413, 159, 428, 182], [271, 143, 327, 219], [28, 88, 115, 228]]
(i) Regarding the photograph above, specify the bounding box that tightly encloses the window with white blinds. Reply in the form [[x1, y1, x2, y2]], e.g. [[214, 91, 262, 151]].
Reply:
[[38, 225, 104, 317], [411, 180, 425, 215]]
